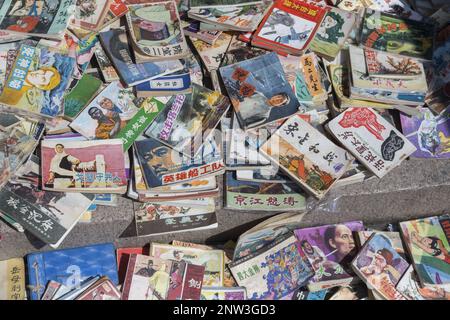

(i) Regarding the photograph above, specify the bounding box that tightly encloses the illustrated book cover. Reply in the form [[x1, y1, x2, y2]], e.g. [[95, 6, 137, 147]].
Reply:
[[0, 258, 26, 300]]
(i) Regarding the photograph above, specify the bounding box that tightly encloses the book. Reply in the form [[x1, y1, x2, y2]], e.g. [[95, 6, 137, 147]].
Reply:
[[0, 0, 74, 39], [101, 0, 129, 28], [260, 115, 353, 199], [220, 35, 267, 68], [356, 231, 406, 258], [228, 233, 314, 300], [399, 215, 450, 288], [359, 9, 434, 60], [328, 107, 417, 178], [40, 280, 63, 300], [309, 7, 356, 59], [41, 139, 128, 193], [200, 287, 247, 300], [224, 171, 306, 211], [135, 69, 191, 96], [348, 45, 427, 105], [236, 168, 289, 183], [94, 43, 120, 82], [72, 0, 112, 31], [116, 246, 150, 285], [26, 243, 119, 300], [183, 20, 222, 45], [75, 277, 122, 300], [63, 74, 103, 120], [361, 0, 423, 21], [219, 52, 301, 130], [291, 287, 328, 300], [351, 233, 409, 300], [189, 0, 262, 8], [70, 82, 138, 140], [364, 48, 425, 79], [0, 155, 95, 247], [126, 1, 189, 61], [252, 0, 327, 56], [0, 258, 26, 300], [134, 137, 224, 188], [144, 84, 229, 156], [294, 221, 365, 291], [98, 28, 183, 87], [0, 44, 76, 118], [187, 3, 270, 32], [400, 107, 450, 159], [150, 242, 225, 287], [190, 32, 233, 72], [133, 200, 218, 236], [425, 38, 449, 115]]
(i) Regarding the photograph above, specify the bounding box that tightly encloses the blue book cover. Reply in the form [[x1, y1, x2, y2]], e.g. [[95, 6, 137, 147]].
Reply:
[[26, 243, 118, 300], [219, 52, 300, 130], [99, 28, 183, 87], [135, 70, 191, 93]]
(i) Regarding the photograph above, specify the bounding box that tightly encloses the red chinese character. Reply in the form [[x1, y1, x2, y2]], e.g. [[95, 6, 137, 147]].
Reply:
[[163, 174, 175, 184], [188, 168, 199, 178], [250, 197, 264, 205], [234, 195, 247, 206], [211, 162, 224, 172], [266, 197, 281, 206], [283, 197, 298, 206], [175, 172, 187, 181], [373, 159, 385, 171], [200, 165, 212, 174], [231, 67, 249, 82]]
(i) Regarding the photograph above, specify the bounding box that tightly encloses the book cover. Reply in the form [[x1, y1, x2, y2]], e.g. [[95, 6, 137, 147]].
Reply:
[[0, 44, 75, 118], [399, 215, 450, 287], [359, 9, 434, 60], [75, 277, 122, 300], [41, 139, 128, 193], [220, 35, 267, 68], [144, 84, 229, 156], [70, 82, 139, 141], [187, 3, 269, 32], [229, 234, 314, 300], [328, 107, 417, 178], [117, 246, 150, 285], [224, 171, 306, 211], [0, 155, 95, 247], [94, 43, 120, 82], [134, 137, 224, 188], [180, 263, 205, 300], [98, 28, 183, 87], [351, 233, 409, 300], [400, 107, 450, 159], [260, 115, 353, 199], [126, 1, 189, 59], [0, 0, 75, 38], [63, 73, 103, 120], [362, 0, 423, 21], [0, 258, 26, 300], [189, 0, 262, 8], [357, 231, 406, 258], [252, 0, 327, 55], [220, 52, 300, 130], [150, 243, 224, 287], [190, 32, 233, 72], [200, 287, 247, 300], [26, 243, 118, 300], [102, 0, 129, 27], [183, 20, 222, 45], [72, 0, 112, 31], [133, 200, 217, 237], [309, 7, 356, 59], [294, 221, 365, 291]]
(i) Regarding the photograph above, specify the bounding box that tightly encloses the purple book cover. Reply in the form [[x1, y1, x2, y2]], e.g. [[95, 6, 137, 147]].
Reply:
[[400, 107, 450, 159], [294, 221, 364, 285]]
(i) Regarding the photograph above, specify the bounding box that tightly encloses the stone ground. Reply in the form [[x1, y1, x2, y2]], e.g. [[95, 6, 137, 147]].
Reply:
[[1, 158, 449, 260]]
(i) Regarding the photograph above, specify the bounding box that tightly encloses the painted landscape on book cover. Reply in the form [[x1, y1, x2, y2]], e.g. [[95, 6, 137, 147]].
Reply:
[[220, 52, 300, 130], [400, 107, 450, 159], [0, 44, 75, 117], [144, 84, 229, 156], [294, 221, 364, 289], [400, 215, 450, 287]]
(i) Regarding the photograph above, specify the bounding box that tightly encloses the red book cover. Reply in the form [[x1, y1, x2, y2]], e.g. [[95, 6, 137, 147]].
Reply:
[[181, 264, 205, 300], [253, 0, 327, 55], [117, 246, 150, 285], [120, 253, 138, 300]]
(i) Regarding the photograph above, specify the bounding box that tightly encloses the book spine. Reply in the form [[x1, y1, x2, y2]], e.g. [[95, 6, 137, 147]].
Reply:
[[121, 253, 137, 300]]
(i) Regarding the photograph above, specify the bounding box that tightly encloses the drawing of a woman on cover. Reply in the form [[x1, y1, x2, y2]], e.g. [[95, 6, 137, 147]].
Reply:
[[9, 0, 44, 16], [146, 263, 170, 300]]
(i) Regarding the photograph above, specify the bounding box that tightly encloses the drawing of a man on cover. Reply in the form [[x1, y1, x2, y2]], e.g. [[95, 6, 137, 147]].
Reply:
[[142, 145, 182, 178], [88, 106, 126, 139], [410, 231, 450, 264], [45, 143, 96, 187]]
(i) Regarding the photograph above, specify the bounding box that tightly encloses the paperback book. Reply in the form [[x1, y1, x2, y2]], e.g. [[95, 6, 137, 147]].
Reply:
[[0, 258, 26, 300]]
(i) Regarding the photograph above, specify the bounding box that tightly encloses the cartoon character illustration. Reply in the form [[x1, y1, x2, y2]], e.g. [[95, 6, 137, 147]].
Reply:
[[410, 231, 450, 265], [339, 108, 386, 141], [316, 11, 344, 43], [261, 10, 311, 45], [416, 111, 450, 156]]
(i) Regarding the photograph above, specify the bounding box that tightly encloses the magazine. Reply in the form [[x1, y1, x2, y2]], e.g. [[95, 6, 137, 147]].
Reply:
[[72, 0, 112, 31], [63, 74, 103, 120]]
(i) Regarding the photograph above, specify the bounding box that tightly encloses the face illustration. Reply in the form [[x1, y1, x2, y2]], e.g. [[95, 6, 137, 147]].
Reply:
[[268, 94, 288, 107], [89, 107, 104, 120], [420, 237, 434, 248], [374, 252, 387, 270], [55, 144, 64, 154], [99, 98, 114, 110], [329, 225, 355, 257], [26, 69, 55, 89], [302, 242, 314, 255], [159, 205, 181, 215], [144, 146, 182, 177], [324, 16, 337, 28]]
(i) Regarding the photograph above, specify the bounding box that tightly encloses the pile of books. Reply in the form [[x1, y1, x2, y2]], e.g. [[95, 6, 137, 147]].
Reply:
[[0, 0, 448, 300], [1, 213, 449, 300]]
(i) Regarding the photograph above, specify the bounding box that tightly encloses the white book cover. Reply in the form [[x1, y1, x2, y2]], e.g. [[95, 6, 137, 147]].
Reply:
[[328, 107, 417, 178]]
